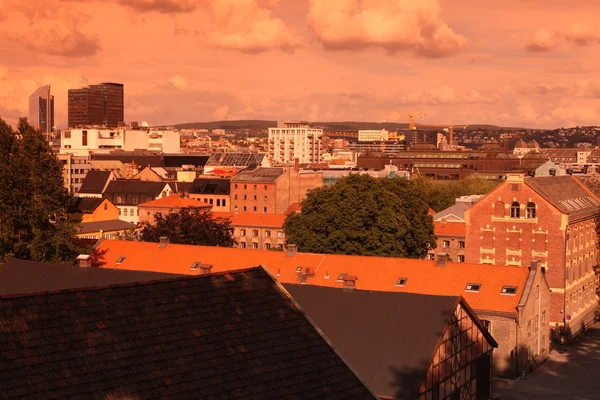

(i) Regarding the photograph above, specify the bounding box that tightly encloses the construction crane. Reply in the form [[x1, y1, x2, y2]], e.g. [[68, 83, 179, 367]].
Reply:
[[369, 110, 426, 130], [415, 121, 468, 146]]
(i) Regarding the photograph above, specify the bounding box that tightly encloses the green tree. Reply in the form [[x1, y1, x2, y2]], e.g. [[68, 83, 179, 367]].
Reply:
[[0, 118, 88, 263], [283, 174, 436, 258], [139, 208, 236, 247], [416, 175, 500, 212]]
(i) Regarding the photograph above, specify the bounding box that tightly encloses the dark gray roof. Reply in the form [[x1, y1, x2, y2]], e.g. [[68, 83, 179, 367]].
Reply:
[[206, 152, 266, 167], [0, 259, 181, 296], [91, 153, 162, 167], [526, 176, 600, 221], [76, 198, 104, 213], [433, 203, 469, 222], [231, 167, 285, 183], [163, 154, 210, 168], [191, 178, 231, 195], [79, 171, 112, 194], [0, 268, 376, 399], [283, 284, 461, 399], [104, 180, 168, 195], [77, 220, 136, 234]]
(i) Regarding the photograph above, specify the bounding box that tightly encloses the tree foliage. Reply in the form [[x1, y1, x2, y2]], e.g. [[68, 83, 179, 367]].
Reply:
[[415, 175, 500, 212], [0, 118, 88, 263], [283, 174, 436, 258], [139, 208, 236, 247]]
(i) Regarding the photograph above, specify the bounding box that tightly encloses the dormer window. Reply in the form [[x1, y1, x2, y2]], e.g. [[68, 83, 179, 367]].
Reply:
[[465, 283, 481, 292], [510, 202, 520, 218], [501, 286, 518, 295], [395, 277, 407, 287]]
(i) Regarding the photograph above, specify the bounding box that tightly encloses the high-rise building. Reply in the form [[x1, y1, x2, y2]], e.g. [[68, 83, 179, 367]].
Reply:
[[68, 82, 124, 128], [29, 85, 54, 136], [268, 121, 323, 165]]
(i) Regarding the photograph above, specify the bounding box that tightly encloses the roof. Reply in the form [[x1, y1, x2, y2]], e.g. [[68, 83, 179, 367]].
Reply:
[[212, 212, 286, 228], [104, 180, 169, 195], [163, 154, 210, 168], [434, 221, 466, 237], [137, 194, 212, 209], [231, 167, 285, 183], [514, 139, 528, 149], [91, 153, 163, 167], [75, 197, 104, 213], [0, 267, 376, 399], [284, 285, 493, 399], [96, 240, 532, 315], [525, 176, 600, 221], [190, 178, 231, 195], [528, 140, 540, 148], [285, 202, 302, 214], [205, 152, 266, 167], [77, 219, 136, 234], [432, 203, 469, 222], [0, 258, 181, 296], [78, 170, 112, 194]]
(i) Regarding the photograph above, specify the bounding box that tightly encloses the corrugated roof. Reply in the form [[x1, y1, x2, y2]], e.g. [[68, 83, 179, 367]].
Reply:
[[96, 240, 531, 314], [0, 267, 376, 399]]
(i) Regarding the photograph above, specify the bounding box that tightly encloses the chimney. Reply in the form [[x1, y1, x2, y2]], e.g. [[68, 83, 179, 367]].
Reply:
[[435, 254, 448, 267], [341, 275, 357, 290], [286, 244, 298, 257], [77, 254, 92, 268], [297, 267, 314, 284], [530, 259, 542, 273], [159, 236, 169, 248]]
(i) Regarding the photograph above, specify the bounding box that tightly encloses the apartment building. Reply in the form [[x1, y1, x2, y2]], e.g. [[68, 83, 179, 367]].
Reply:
[[212, 212, 286, 250], [57, 154, 92, 193], [268, 121, 323, 165]]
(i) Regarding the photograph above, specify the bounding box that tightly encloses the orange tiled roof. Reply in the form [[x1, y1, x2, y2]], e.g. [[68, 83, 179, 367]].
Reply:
[[427, 208, 436, 216], [212, 212, 286, 228], [137, 195, 212, 208], [284, 203, 302, 214], [434, 221, 466, 237], [97, 240, 531, 315]]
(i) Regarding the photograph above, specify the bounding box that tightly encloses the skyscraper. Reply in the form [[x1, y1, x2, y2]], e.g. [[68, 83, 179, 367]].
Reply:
[[29, 85, 54, 137], [68, 82, 124, 128]]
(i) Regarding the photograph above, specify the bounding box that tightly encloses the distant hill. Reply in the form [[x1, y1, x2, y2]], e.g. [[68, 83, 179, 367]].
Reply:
[[172, 120, 525, 131]]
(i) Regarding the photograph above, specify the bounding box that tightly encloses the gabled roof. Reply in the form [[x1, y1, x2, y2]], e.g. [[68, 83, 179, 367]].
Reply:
[[79, 171, 113, 194], [96, 240, 532, 315], [433, 203, 469, 222], [0, 258, 181, 296], [77, 219, 136, 234], [75, 197, 104, 213], [514, 139, 528, 149], [137, 194, 212, 209], [0, 267, 376, 399], [525, 176, 600, 222], [104, 180, 169, 196], [190, 178, 231, 195], [231, 167, 285, 183], [284, 285, 496, 399]]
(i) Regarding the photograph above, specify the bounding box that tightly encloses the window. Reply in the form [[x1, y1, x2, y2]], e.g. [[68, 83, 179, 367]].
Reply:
[[395, 277, 407, 287], [252, 242, 258, 249], [235, 184, 238, 189], [481, 320, 491, 333], [510, 202, 520, 218], [223, 199, 226, 207], [118, 208, 121, 215], [526, 202, 536, 219], [465, 283, 481, 292], [82, 130, 88, 146], [264, 185, 268, 190], [536, 285, 540, 299], [130, 208, 134, 216], [243, 195, 247, 200], [337, 273, 347, 282], [104, 203, 108, 211], [264, 195, 268, 201], [542, 335, 546, 352], [131, 196, 139, 204], [458, 255, 465, 262], [116, 196, 123, 204], [137, 209, 139, 216], [265, 230, 271, 238], [535, 314, 539, 331], [253, 185, 257, 190], [243, 206, 247, 211], [295, 267, 303, 272], [240, 229, 246, 236], [124, 208, 128, 216], [443, 240, 450, 248], [501, 286, 518, 295], [264, 207, 267, 212], [277, 231, 283, 238], [244, 184, 247, 190], [253, 206, 257, 212], [217, 199, 221, 207], [234, 195, 238, 200], [253, 195, 257, 200], [252, 230, 259, 237], [240, 242, 246, 248], [209, 199, 214, 205], [428, 253, 435, 260], [265, 243, 271, 250], [116, 256, 126, 264], [277, 244, 283, 250], [458, 241, 465, 249], [527, 320, 532, 337]]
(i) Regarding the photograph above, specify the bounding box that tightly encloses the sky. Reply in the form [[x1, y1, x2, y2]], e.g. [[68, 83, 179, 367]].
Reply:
[[1, 0, 600, 129]]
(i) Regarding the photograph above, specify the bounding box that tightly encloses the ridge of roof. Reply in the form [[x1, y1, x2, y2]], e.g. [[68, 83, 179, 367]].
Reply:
[[137, 194, 212, 208]]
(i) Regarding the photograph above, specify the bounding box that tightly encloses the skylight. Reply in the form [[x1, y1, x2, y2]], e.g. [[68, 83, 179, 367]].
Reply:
[[116, 256, 126, 264], [337, 273, 347, 282], [190, 262, 200, 271], [295, 266, 303, 273], [396, 277, 408, 287], [501, 286, 518, 295], [465, 283, 481, 292]]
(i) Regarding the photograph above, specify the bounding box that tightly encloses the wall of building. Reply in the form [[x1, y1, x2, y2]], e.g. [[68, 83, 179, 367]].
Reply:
[[429, 233, 466, 262], [268, 122, 323, 164], [82, 199, 120, 223], [235, 225, 286, 250], [231, 181, 279, 214], [190, 194, 230, 212]]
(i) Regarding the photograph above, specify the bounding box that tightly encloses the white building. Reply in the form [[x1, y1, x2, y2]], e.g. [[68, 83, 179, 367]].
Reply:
[[358, 129, 389, 142], [268, 121, 323, 165], [60, 127, 181, 156]]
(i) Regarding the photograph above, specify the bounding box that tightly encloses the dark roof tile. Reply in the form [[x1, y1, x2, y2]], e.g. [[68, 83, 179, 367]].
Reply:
[[104, 180, 169, 195], [79, 171, 112, 194], [75, 198, 104, 213], [77, 220, 136, 234]]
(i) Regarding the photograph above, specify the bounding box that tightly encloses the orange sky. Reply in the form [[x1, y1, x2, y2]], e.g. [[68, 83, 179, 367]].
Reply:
[[1, 0, 600, 129]]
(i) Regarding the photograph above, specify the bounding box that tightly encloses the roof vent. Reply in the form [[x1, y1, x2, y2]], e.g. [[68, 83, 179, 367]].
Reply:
[[341, 275, 357, 290], [77, 254, 92, 268], [436, 254, 448, 267], [190, 262, 212, 274], [158, 236, 169, 248], [297, 267, 314, 285], [286, 244, 297, 257]]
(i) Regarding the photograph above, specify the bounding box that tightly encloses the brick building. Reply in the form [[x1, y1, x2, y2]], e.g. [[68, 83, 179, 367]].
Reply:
[[465, 174, 600, 339], [212, 212, 286, 250], [137, 194, 212, 225], [230, 167, 322, 214]]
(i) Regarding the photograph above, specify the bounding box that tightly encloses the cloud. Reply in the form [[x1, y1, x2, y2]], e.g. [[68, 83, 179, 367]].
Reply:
[[0, 65, 7, 80], [306, 0, 466, 58], [168, 75, 188, 89], [525, 29, 557, 52], [12, 29, 101, 58], [117, 0, 197, 14], [463, 89, 497, 104], [213, 105, 230, 120], [560, 22, 600, 46], [205, 0, 302, 53]]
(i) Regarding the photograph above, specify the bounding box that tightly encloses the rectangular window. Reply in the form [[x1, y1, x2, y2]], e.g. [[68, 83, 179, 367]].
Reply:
[[264, 195, 268, 201], [124, 208, 128, 216], [82, 131, 88, 146], [501, 286, 518, 295], [277, 244, 283, 250], [217, 199, 221, 207], [428, 253, 435, 260], [265, 230, 271, 238], [209, 199, 214, 205], [240, 229, 246, 236], [240, 242, 246, 248], [223, 199, 226, 207], [535, 314, 539, 331], [277, 231, 283, 238], [459, 241, 465, 249], [264, 185, 268, 190], [265, 243, 271, 250], [527, 320, 532, 337], [443, 240, 450, 248], [264, 207, 267, 212], [244, 195, 247, 200], [252, 230, 259, 237], [252, 242, 258, 249], [253, 206, 257, 212], [130, 208, 134, 216], [234, 195, 238, 200], [458, 255, 465, 262], [465, 283, 481, 292]]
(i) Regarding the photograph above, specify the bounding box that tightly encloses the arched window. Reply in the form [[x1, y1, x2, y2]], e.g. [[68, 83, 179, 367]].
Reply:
[[526, 202, 536, 219], [510, 202, 520, 218]]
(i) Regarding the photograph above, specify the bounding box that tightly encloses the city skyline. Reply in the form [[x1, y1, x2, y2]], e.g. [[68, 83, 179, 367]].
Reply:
[[1, 0, 600, 129]]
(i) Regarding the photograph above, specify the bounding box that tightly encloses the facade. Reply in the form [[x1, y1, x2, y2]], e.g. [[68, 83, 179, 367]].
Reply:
[[188, 178, 231, 212], [61, 127, 181, 156], [57, 154, 92, 193], [77, 170, 115, 198], [28, 85, 54, 136], [357, 129, 389, 142], [97, 240, 552, 379], [137, 195, 212, 225], [268, 121, 323, 164], [230, 167, 323, 214], [465, 174, 600, 339], [212, 212, 286, 250], [68, 82, 124, 128], [103, 181, 174, 224], [430, 221, 466, 262], [77, 219, 137, 240], [77, 198, 120, 222]]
